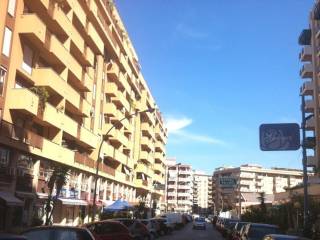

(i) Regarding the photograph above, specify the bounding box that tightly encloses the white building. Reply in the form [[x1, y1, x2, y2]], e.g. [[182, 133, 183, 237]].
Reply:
[[193, 171, 213, 215], [212, 164, 304, 215], [165, 158, 193, 213]]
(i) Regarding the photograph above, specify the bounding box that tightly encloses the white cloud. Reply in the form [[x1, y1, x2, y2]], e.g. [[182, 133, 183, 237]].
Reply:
[[176, 23, 208, 39], [165, 115, 225, 145], [165, 116, 192, 133]]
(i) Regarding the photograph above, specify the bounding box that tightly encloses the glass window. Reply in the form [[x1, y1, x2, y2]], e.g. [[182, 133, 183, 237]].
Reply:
[[92, 84, 96, 100], [22, 44, 33, 74], [0, 147, 10, 167], [0, 66, 7, 96], [2, 27, 12, 57], [7, 0, 16, 16]]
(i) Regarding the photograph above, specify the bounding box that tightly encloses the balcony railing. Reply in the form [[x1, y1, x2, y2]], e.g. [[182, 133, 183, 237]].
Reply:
[[74, 152, 95, 168], [0, 119, 43, 149]]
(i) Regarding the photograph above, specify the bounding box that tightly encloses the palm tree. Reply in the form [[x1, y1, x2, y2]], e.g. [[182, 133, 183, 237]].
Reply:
[[45, 165, 69, 225]]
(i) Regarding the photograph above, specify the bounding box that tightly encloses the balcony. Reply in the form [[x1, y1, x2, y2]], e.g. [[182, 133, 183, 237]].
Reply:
[[112, 90, 131, 112], [307, 156, 317, 167], [62, 115, 78, 138], [140, 151, 153, 164], [155, 125, 166, 143], [300, 81, 313, 96], [153, 173, 163, 183], [305, 99, 315, 113], [155, 141, 165, 153], [41, 103, 64, 129], [86, 21, 104, 54], [105, 125, 128, 147], [32, 68, 69, 98], [141, 137, 152, 152], [178, 184, 192, 190], [306, 116, 315, 131], [154, 163, 164, 173], [78, 126, 98, 148], [18, 14, 47, 47], [103, 144, 127, 165], [299, 46, 312, 62], [178, 192, 190, 197], [135, 163, 152, 177], [300, 63, 313, 79], [105, 82, 118, 97], [167, 200, 176, 204], [167, 192, 176, 197], [104, 103, 118, 117], [141, 122, 154, 138], [119, 53, 132, 75], [8, 88, 39, 116], [179, 170, 191, 175], [155, 152, 164, 162], [135, 179, 149, 190]]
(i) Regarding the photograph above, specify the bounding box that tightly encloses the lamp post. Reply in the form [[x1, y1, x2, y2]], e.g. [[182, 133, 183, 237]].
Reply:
[[91, 107, 156, 222]]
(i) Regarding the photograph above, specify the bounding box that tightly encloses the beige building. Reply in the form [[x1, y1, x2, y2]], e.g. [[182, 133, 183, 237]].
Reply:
[[0, 0, 167, 230], [193, 171, 213, 215], [165, 158, 193, 213], [298, 1, 320, 172], [212, 164, 303, 215]]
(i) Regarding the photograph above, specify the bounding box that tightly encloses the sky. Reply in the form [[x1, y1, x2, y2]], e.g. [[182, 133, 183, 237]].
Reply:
[[116, 0, 314, 173]]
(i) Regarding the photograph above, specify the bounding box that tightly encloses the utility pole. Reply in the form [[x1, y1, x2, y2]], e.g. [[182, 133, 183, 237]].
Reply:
[[301, 95, 309, 231]]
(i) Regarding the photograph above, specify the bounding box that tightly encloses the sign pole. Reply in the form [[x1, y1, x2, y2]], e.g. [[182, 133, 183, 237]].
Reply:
[[301, 95, 309, 231]]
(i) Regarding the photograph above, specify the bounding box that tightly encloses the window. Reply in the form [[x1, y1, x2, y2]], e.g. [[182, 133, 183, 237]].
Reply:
[[0, 147, 10, 167], [0, 66, 7, 96], [7, 0, 16, 16], [2, 27, 12, 57], [92, 83, 96, 100], [22, 44, 34, 74]]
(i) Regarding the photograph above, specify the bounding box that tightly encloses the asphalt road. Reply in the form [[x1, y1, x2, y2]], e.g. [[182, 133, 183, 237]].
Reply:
[[160, 222, 224, 240]]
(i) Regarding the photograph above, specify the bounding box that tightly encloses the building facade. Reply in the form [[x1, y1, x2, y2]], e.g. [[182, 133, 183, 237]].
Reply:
[[298, 1, 320, 172], [212, 164, 303, 215], [165, 158, 193, 213], [192, 171, 213, 215], [0, 0, 167, 231]]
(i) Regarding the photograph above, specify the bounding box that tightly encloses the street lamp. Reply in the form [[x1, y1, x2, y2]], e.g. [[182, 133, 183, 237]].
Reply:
[[91, 107, 156, 222]]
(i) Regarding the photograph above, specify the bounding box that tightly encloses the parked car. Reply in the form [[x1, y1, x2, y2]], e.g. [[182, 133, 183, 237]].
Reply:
[[241, 223, 281, 240], [193, 217, 206, 230], [83, 220, 133, 240], [113, 218, 150, 240], [21, 226, 95, 240], [231, 222, 250, 240], [223, 220, 239, 238], [157, 215, 175, 231], [263, 235, 311, 240], [140, 219, 158, 239], [160, 213, 183, 228], [152, 218, 172, 235], [0, 234, 27, 240]]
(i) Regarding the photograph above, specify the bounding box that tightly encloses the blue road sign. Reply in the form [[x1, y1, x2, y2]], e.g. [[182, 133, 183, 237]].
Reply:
[[259, 123, 300, 151]]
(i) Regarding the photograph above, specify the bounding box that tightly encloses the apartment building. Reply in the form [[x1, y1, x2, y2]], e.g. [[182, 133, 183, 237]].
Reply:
[[212, 164, 303, 215], [192, 171, 213, 215], [0, 0, 167, 230], [165, 158, 193, 213], [298, 1, 320, 171]]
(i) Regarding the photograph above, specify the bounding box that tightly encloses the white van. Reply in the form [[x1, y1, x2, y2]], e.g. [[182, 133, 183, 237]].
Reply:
[[160, 213, 182, 227]]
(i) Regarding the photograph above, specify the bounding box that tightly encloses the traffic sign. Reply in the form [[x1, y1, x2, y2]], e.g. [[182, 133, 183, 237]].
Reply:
[[219, 177, 237, 188], [259, 123, 300, 151]]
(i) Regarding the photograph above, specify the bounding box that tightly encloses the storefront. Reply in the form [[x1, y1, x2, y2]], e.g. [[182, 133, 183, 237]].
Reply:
[[0, 191, 24, 230]]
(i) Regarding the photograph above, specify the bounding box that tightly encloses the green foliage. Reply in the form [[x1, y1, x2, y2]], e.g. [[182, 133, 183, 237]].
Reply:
[[44, 165, 69, 225], [30, 86, 49, 113]]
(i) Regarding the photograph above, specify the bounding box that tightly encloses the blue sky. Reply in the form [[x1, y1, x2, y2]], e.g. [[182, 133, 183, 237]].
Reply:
[[116, 1, 314, 173]]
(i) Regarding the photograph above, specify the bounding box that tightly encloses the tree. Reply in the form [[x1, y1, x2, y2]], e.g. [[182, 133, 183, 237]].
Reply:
[[44, 165, 69, 225], [257, 192, 267, 216]]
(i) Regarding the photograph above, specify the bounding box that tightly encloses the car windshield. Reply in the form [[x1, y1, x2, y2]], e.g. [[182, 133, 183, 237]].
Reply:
[[195, 218, 205, 222]]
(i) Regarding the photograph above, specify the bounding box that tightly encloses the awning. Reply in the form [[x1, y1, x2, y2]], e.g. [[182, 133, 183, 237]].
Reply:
[[0, 191, 24, 206], [59, 198, 88, 206]]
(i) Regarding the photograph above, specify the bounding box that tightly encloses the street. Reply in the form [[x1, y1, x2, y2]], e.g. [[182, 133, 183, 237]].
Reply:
[[160, 222, 224, 240]]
